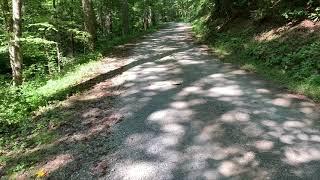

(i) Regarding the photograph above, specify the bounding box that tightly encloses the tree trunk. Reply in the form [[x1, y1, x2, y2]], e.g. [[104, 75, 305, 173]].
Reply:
[[9, 0, 23, 86], [68, 0, 75, 56], [148, 6, 152, 27], [53, 0, 62, 72], [121, 0, 129, 35], [81, 0, 96, 50], [106, 10, 112, 34], [143, 5, 152, 30], [98, 4, 105, 34], [144, 8, 148, 30], [56, 43, 61, 72], [151, 6, 157, 26]]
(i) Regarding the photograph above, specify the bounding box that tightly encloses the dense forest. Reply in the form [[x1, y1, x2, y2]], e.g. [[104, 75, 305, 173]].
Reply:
[[1, 0, 320, 178], [0, 0, 178, 176], [0, 0, 178, 129]]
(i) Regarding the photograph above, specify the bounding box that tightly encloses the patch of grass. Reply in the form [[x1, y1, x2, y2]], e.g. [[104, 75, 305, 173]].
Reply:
[[193, 19, 320, 102]]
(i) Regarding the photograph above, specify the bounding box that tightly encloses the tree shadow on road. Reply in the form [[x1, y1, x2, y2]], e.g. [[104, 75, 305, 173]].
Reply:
[[3, 23, 320, 180], [100, 44, 320, 180], [1, 26, 195, 178]]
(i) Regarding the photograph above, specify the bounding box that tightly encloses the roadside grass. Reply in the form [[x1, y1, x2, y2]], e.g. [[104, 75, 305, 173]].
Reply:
[[0, 25, 162, 177], [192, 19, 320, 102]]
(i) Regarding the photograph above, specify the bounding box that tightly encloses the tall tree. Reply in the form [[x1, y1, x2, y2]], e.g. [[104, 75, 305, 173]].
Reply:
[[121, 0, 129, 35], [9, 0, 23, 86], [143, 1, 152, 30], [81, 0, 96, 50]]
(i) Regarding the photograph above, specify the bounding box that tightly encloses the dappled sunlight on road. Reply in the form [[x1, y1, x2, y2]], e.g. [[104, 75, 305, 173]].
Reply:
[[101, 23, 320, 179], [23, 23, 319, 179]]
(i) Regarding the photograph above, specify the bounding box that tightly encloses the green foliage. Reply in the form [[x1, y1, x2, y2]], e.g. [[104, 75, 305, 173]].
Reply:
[[0, 50, 98, 132], [0, 24, 158, 144], [0, 0, 174, 130], [309, 7, 320, 21], [184, 0, 320, 101], [282, 8, 308, 21], [27, 22, 58, 33], [0, 46, 10, 74], [244, 38, 320, 81], [68, 28, 91, 44], [193, 19, 320, 101], [0, 0, 177, 176], [0, 27, 160, 177], [1, 0, 320, 175], [177, 0, 320, 23], [250, 8, 268, 22]]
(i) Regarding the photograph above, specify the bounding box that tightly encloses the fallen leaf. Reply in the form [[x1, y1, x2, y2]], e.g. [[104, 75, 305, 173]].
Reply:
[[35, 169, 47, 178]]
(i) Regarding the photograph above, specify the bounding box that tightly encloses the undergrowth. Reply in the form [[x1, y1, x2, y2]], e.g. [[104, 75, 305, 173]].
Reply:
[[193, 19, 320, 101], [0, 25, 161, 176]]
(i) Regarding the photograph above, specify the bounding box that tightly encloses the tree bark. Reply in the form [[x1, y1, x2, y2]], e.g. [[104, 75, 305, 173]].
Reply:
[[106, 10, 112, 34], [151, 6, 156, 26], [121, 0, 129, 35], [98, 4, 105, 34], [144, 8, 148, 30], [9, 0, 23, 86], [148, 6, 153, 27], [81, 0, 96, 50], [143, 3, 152, 30]]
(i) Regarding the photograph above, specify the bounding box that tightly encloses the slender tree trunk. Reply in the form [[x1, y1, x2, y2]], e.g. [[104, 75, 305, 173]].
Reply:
[[81, 0, 96, 50], [52, 0, 61, 72], [151, 6, 156, 26], [71, 33, 75, 56], [148, 6, 152, 27], [144, 8, 148, 30], [99, 4, 105, 34], [56, 43, 61, 72], [106, 10, 112, 34], [143, 3, 152, 30], [9, 0, 23, 86], [68, 0, 75, 56], [121, 0, 129, 35]]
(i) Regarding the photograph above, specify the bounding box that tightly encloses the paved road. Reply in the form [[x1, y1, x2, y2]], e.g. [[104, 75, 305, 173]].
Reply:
[[101, 23, 320, 180]]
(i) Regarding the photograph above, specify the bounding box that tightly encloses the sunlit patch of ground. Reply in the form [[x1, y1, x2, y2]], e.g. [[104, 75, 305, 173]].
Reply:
[[255, 19, 320, 42]]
